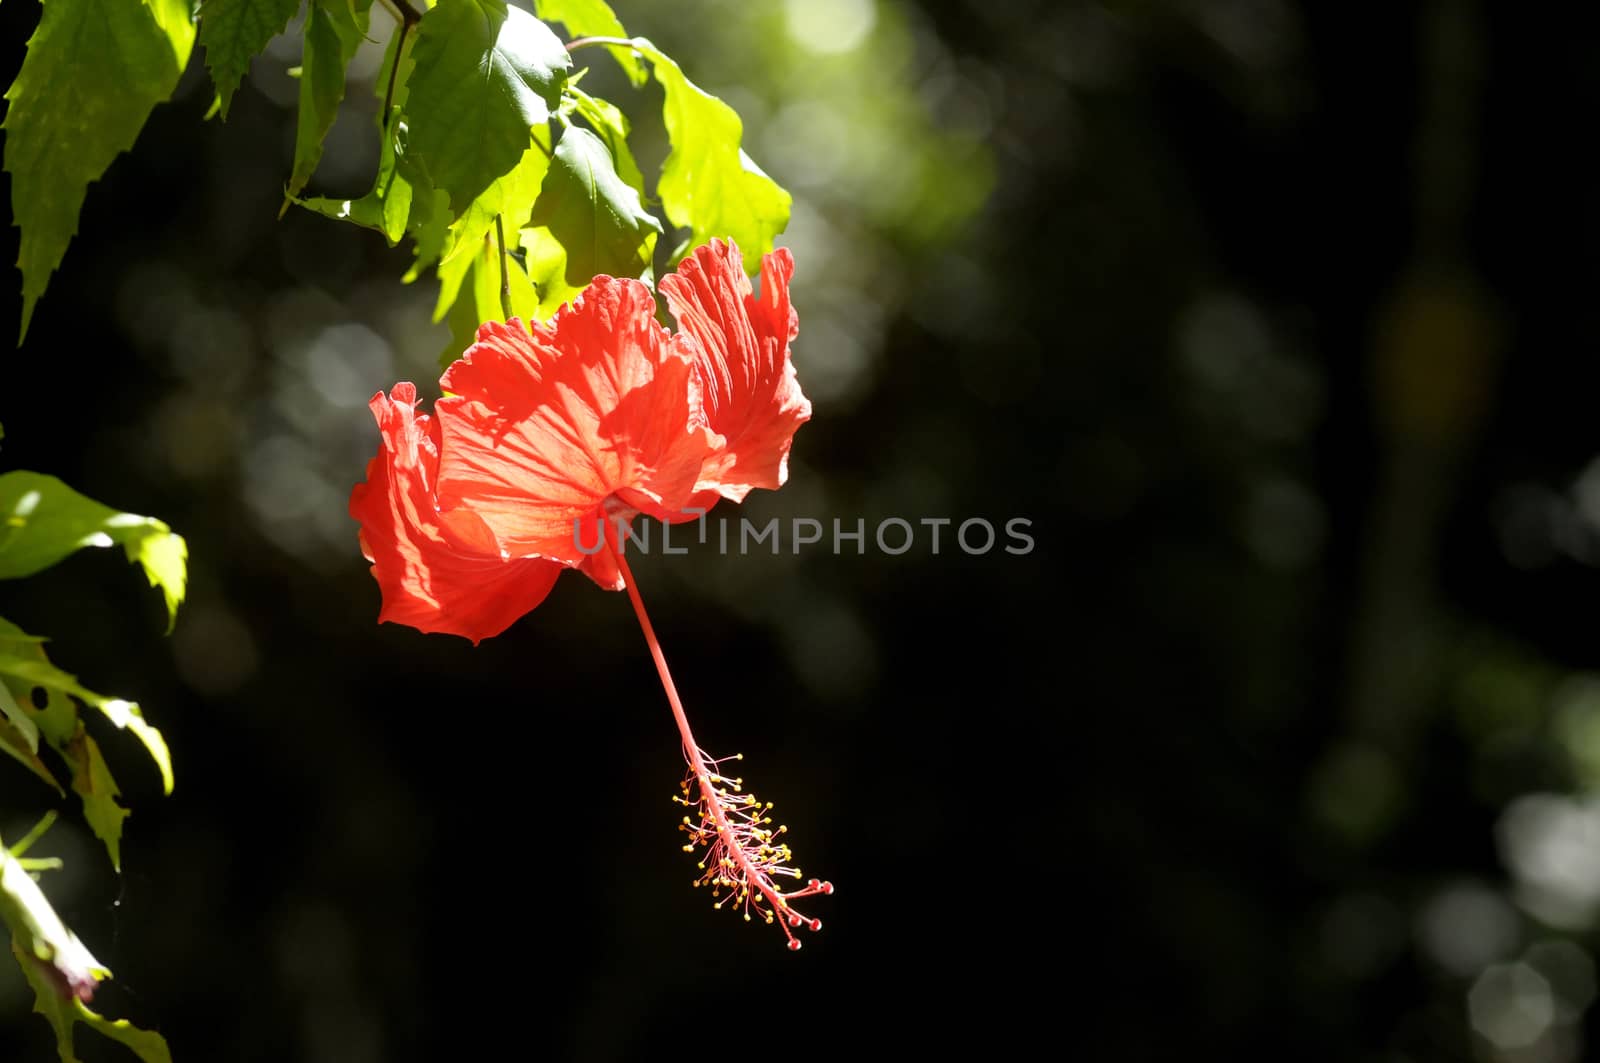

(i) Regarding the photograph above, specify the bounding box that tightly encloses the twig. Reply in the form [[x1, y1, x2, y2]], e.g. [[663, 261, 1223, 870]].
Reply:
[[495, 216, 513, 320]]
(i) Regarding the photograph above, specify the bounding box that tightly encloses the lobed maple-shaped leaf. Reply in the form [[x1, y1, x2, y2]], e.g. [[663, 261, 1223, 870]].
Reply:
[[530, 125, 660, 288], [3, 0, 195, 341], [628, 38, 791, 272], [199, 0, 302, 118], [405, 0, 571, 211]]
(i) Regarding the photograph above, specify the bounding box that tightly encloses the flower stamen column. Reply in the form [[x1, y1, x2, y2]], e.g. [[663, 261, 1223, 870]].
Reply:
[[606, 536, 832, 949]]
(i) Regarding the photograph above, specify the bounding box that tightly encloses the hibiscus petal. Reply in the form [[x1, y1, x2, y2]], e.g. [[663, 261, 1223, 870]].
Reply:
[[661, 238, 811, 503], [435, 282, 718, 573], [350, 384, 563, 644]]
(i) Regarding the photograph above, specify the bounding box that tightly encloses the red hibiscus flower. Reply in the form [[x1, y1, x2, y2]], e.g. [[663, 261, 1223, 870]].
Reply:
[[350, 238, 831, 948]]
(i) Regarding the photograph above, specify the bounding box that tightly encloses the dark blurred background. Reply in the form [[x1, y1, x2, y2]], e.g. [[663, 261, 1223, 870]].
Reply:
[[2, 0, 1597, 1058]]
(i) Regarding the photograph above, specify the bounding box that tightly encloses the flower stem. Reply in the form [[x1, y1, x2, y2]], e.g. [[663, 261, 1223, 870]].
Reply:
[[606, 538, 830, 948], [565, 35, 637, 53], [606, 541, 712, 785]]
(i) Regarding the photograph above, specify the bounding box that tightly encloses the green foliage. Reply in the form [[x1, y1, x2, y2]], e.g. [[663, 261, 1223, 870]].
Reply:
[[0, 472, 189, 630], [198, 0, 302, 118], [5, 831, 170, 1063], [289, 0, 375, 200], [0, 618, 175, 870], [531, 125, 660, 287], [298, 20, 439, 258], [567, 87, 646, 196], [434, 137, 553, 318], [0, 465, 182, 1053], [405, 0, 572, 211], [532, 0, 646, 85], [628, 37, 792, 271], [0, 666, 55, 790], [3, 0, 195, 340], [519, 224, 585, 319], [4, 0, 797, 354]]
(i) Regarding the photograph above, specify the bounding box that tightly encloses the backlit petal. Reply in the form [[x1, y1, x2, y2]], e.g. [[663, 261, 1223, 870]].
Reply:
[[350, 384, 563, 643], [435, 282, 718, 570], [662, 238, 811, 502]]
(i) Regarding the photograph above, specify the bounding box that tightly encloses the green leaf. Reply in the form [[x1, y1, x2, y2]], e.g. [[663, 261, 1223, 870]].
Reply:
[[0, 472, 189, 630], [68, 732, 129, 872], [406, 0, 571, 211], [73, 1007, 173, 1063], [198, 0, 300, 118], [434, 138, 552, 320], [288, 0, 374, 199], [518, 225, 585, 319], [568, 87, 645, 197], [0, 669, 40, 752], [530, 125, 659, 287], [0, 678, 58, 791], [403, 185, 455, 282], [4, 877, 170, 1063], [627, 38, 791, 273], [0, 620, 173, 871], [3, 0, 196, 341], [533, 0, 646, 85], [438, 238, 542, 368], [299, 17, 419, 244], [4, 845, 116, 1060], [0, 652, 173, 799]]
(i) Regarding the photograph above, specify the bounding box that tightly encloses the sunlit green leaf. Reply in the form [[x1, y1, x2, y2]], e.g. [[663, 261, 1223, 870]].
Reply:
[[0, 678, 57, 791], [199, 0, 300, 119], [628, 38, 791, 272], [0, 669, 40, 752], [3, 841, 116, 1063], [518, 224, 585, 319], [0, 472, 188, 630], [288, 0, 374, 199], [3, 0, 196, 341], [0, 621, 171, 869], [68, 732, 129, 872], [406, 0, 571, 210], [74, 1007, 173, 1063], [2, 835, 105, 989], [434, 138, 552, 319], [438, 238, 542, 368], [533, 0, 646, 85], [530, 125, 659, 287], [4, 866, 169, 1062], [568, 87, 645, 197], [0, 651, 173, 799]]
